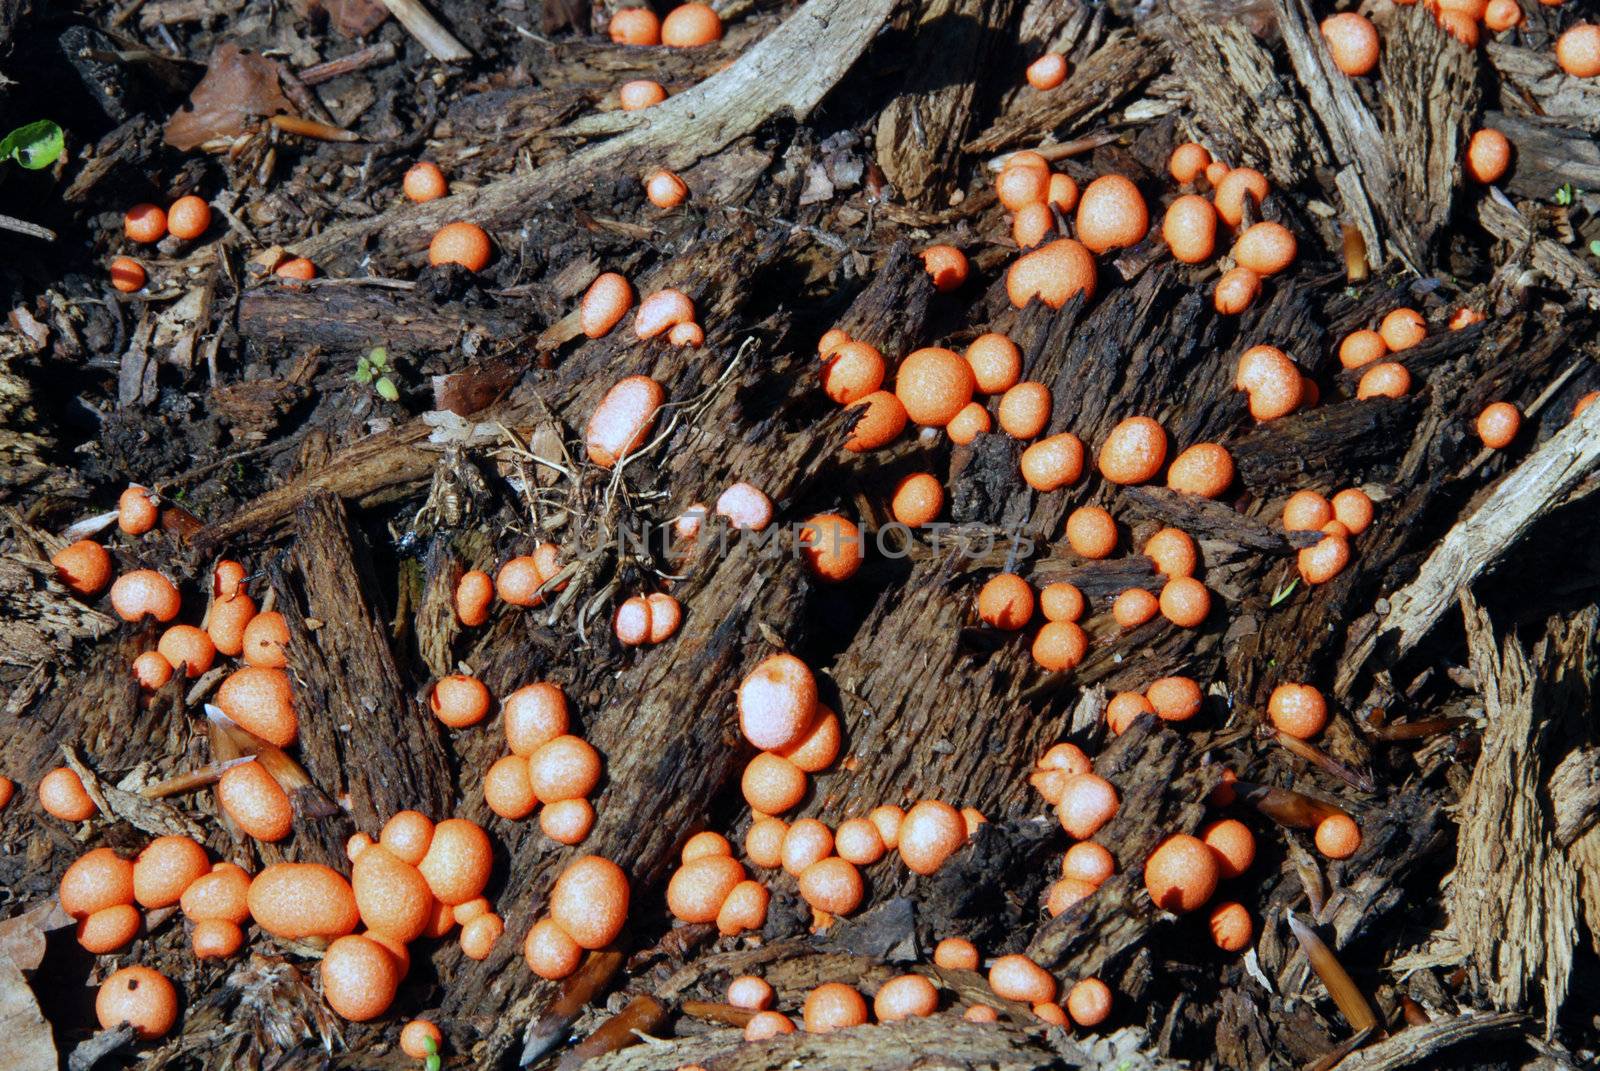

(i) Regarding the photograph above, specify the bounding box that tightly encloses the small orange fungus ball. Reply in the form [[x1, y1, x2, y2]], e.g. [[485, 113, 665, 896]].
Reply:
[[1075, 174, 1149, 254], [978, 572, 1035, 630], [1112, 588, 1158, 629], [1147, 675, 1203, 722], [897, 347, 976, 426], [935, 937, 980, 970], [352, 845, 434, 944], [1556, 25, 1600, 78], [1236, 345, 1303, 421], [845, 391, 908, 451], [191, 918, 243, 959], [989, 954, 1056, 1004], [620, 79, 667, 111], [645, 169, 688, 208], [777, 704, 841, 773], [401, 1020, 444, 1060], [133, 651, 173, 690], [1163, 194, 1218, 264], [1057, 773, 1119, 840], [798, 856, 864, 915], [1210, 901, 1254, 952], [745, 816, 788, 868], [1331, 488, 1374, 534], [1200, 818, 1256, 879], [1007, 238, 1097, 309], [97, 966, 178, 1039], [1026, 53, 1068, 90], [454, 569, 493, 627], [239, 612, 286, 669], [801, 514, 864, 583], [875, 974, 939, 1021], [1169, 143, 1212, 184], [1098, 416, 1168, 484], [1214, 266, 1261, 315], [834, 818, 885, 865], [1357, 362, 1411, 400], [1066, 506, 1118, 559], [322, 934, 402, 1021], [110, 568, 182, 624], [1106, 691, 1155, 735], [483, 755, 538, 819], [1299, 530, 1351, 584], [738, 653, 818, 751], [1039, 581, 1085, 622], [60, 848, 134, 918], [1063, 841, 1116, 886], [428, 222, 492, 271], [528, 734, 602, 803], [1379, 307, 1426, 351], [998, 381, 1051, 440], [781, 818, 834, 876], [716, 481, 774, 531], [1268, 682, 1328, 739], [540, 798, 596, 845], [743, 752, 807, 815], [661, 3, 723, 47], [248, 862, 359, 940], [668, 855, 746, 923], [1144, 527, 1197, 577], [1143, 834, 1219, 913], [744, 1011, 796, 1040], [181, 864, 251, 925], [525, 917, 583, 979], [1315, 814, 1362, 859], [1213, 168, 1269, 227], [124, 203, 166, 243], [965, 333, 1022, 394], [609, 7, 660, 44], [1283, 490, 1333, 531], [430, 674, 491, 729], [891, 473, 943, 527], [51, 539, 112, 596], [996, 165, 1048, 212], [1013, 202, 1056, 249], [1159, 576, 1211, 628], [403, 161, 447, 202], [803, 983, 869, 1033], [1485, 0, 1523, 31], [821, 340, 885, 405], [585, 374, 665, 470], [1031, 620, 1088, 672], [729, 976, 776, 1010], [580, 272, 634, 339], [1476, 402, 1521, 448], [417, 818, 493, 906], [1339, 329, 1388, 370], [898, 799, 967, 875], [1321, 13, 1380, 76], [549, 854, 629, 950], [1466, 129, 1512, 184], [1233, 221, 1297, 276], [119, 485, 158, 535], [110, 256, 146, 293], [167, 195, 211, 240], [921, 244, 969, 293], [40, 767, 97, 821], [1021, 432, 1086, 492], [1167, 442, 1234, 499], [1066, 977, 1112, 1027], [503, 682, 569, 756], [133, 835, 210, 909]]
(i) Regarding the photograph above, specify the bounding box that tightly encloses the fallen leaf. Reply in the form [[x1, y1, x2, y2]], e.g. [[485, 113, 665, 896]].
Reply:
[[165, 43, 297, 151], [288, 0, 389, 37], [0, 955, 58, 1071], [0, 901, 74, 972]]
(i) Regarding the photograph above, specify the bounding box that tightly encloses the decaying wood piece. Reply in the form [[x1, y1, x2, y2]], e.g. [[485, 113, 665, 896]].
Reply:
[[1158, 6, 1327, 186], [1486, 40, 1600, 135], [1271, 0, 1404, 269], [1550, 744, 1600, 849], [1484, 112, 1600, 201], [1327, 1011, 1527, 1071], [1337, 400, 1600, 693], [963, 29, 1161, 154], [0, 555, 117, 666], [874, 0, 1024, 208], [1452, 596, 1592, 1035], [1377, 3, 1478, 260], [275, 491, 453, 843], [294, 0, 897, 269], [1475, 190, 1600, 310], [235, 284, 532, 352], [579, 1015, 1078, 1071]]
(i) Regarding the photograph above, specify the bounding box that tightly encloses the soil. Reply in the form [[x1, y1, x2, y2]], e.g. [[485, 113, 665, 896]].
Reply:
[[2, 0, 1600, 1069]]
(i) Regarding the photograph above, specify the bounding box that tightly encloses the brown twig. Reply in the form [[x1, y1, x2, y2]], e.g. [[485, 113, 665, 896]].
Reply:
[[1288, 913, 1380, 1034], [298, 42, 398, 86], [269, 114, 360, 143], [378, 0, 473, 63]]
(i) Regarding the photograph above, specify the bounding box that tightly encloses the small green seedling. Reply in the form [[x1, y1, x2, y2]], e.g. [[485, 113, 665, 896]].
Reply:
[[0, 121, 64, 169], [1589, 239, 1600, 258], [354, 346, 400, 401], [1555, 183, 1575, 207], [1270, 577, 1299, 607], [424, 1033, 440, 1071]]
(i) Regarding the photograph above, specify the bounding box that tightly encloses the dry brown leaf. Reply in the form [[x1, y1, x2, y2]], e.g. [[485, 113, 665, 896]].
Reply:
[[288, 0, 389, 37], [0, 956, 57, 1071], [164, 43, 297, 151], [0, 901, 73, 972]]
